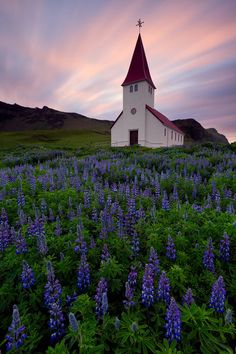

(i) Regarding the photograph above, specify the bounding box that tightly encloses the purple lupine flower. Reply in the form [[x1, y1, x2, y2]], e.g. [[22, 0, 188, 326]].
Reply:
[[5, 305, 27, 351], [55, 216, 62, 237], [89, 237, 96, 249], [220, 232, 230, 262], [0, 222, 11, 252], [95, 277, 108, 320], [149, 247, 160, 275], [15, 230, 27, 255], [77, 254, 90, 292], [166, 236, 176, 261], [203, 238, 215, 272], [17, 190, 25, 208], [165, 298, 181, 343], [182, 288, 194, 306], [172, 185, 179, 201], [131, 230, 140, 257], [21, 261, 35, 289], [157, 271, 171, 304], [209, 276, 226, 313], [141, 264, 155, 308], [84, 190, 91, 209], [44, 261, 62, 309], [123, 266, 137, 308], [66, 292, 78, 307], [48, 302, 65, 343], [101, 243, 110, 262], [49, 208, 54, 222], [162, 191, 170, 211], [41, 198, 47, 214]]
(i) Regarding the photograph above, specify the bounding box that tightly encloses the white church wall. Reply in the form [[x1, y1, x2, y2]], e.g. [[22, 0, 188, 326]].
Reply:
[[145, 110, 166, 147], [111, 113, 127, 146]]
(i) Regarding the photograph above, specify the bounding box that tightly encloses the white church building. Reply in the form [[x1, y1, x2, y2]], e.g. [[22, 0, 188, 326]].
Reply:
[[111, 32, 184, 147]]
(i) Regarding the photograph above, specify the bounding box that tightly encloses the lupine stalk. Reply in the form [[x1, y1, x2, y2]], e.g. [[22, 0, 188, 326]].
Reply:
[[141, 264, 155, 307], [5, 305, 27, 351], [209, 276, 226, 313], [165, 298, 181, 343], [182, 288, 194, 306], [219, 232, 230, 262], [21, 261, 35, 289], [166, 236, 176, 261], [95, 278, 108, 319], [203, 238, 215, 272], [157, 271, 171, 304]]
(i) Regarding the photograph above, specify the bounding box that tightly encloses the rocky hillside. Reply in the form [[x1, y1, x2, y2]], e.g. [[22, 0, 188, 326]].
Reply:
[[0, 101, 229, 144], [0, 101, 112, 132], [173, 118, 229, 144]]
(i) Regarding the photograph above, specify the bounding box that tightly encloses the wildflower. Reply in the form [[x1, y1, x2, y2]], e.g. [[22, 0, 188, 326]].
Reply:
[[157, 271, 171, 304], [148, 247, 160, 275], [219, 232, 230, 262], [101, 243, 110, 262], [21, 261, 35, 289], [162, 191, 170, 211], [5, 305, 27, 351], [203, 238, 215, 272], [114, 317, 120, 330], [49, 302, 65, 343], [209, 276, 226, 313], [77, 254, 90, 292], [141, 264, 155, 307], [165, 298, 181, 343], [182, 288, 194, 306], [95, 278, 108, 319], [69, 312, 79, 332], [44, 261, 62, 308], [166, 236, 176, 261]]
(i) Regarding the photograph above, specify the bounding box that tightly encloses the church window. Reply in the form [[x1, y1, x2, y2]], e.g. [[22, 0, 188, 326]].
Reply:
[[164, 128, 166, 136], [134, 84, 138, 91], [130, 85, 133, 92], [171, 131, 173, 139]]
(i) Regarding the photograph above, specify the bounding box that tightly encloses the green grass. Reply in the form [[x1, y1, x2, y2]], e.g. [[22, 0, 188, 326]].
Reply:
[[0, 130, 110, 153]]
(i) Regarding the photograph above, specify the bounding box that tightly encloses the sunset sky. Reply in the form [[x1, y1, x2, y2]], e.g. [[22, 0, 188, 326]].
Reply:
[[1, 0, 236, 142]]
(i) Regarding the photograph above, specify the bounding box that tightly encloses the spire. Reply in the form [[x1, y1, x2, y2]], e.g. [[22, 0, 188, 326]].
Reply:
[[122, 34, 156, 89]]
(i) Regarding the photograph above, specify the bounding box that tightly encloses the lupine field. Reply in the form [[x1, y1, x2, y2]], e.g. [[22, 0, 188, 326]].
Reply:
[[0, 141, 236, 353]]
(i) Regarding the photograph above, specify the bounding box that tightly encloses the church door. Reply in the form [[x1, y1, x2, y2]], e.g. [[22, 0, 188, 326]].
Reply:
[[130, 130, 138, 146]]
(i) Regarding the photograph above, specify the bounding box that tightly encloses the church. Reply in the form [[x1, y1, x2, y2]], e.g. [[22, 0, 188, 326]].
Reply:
[[111, 26, 184, 148]]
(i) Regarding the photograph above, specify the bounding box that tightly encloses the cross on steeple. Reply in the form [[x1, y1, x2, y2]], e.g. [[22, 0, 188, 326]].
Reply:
[[136, 18, 144, 33]]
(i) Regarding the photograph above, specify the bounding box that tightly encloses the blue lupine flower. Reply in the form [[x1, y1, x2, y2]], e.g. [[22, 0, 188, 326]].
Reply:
[[48, 302, 65, 343], [141, 264, 155, 308], [209, 276, 226, 313], [95, 278, 108, 320], [77, 254, 90, 292], [166, 236, 176, 261], [69, 312, 79, 332], [203, 238, 215, 272], [5, 305, 27, 351], [182, 288, 194, 306], [149, 247, 160, 275], [123, 266, 137, 309], [44, 261, 62, 309], [15, 230, 27, 255], [157, 271, 171, 304], [21, 261, 35, 289], [55, 216, 62, 236], [101, 243, 110, 262], [162, 191, 170, 211], [165, 298, 181, 343], [219, 232, 230, 262], [131, 230, 140, 257]]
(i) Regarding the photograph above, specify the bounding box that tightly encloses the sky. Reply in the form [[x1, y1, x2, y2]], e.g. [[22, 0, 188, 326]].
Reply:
[[0, 0, 236, 142]]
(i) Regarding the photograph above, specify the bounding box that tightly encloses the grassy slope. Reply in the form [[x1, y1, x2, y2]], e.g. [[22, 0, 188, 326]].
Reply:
[[0, 130, 110, 152]]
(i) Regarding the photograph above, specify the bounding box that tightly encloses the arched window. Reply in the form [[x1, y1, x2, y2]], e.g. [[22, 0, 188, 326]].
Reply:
[[134, 84, 138, 92], [130, 85, 133, 92]]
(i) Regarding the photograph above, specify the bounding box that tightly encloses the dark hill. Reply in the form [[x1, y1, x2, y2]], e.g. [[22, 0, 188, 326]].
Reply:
[[0, 101, 112, 132], [0, 101, 228, 144], [173, 118, 229, 144]]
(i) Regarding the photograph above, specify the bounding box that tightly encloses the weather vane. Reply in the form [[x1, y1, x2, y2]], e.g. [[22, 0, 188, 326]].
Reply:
[[136, 18, 144, 33]]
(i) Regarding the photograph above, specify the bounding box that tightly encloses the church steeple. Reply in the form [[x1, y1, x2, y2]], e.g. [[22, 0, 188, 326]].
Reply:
[[122, 34, 156, 89]]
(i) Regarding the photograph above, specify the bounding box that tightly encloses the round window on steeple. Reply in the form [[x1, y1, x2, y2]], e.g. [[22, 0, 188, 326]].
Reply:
[[131, 108, 137, 115]]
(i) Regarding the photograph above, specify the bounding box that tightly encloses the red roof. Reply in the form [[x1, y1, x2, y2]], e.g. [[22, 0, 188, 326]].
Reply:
[[146, 105, 184, 134], [122, 34, 156, 89]]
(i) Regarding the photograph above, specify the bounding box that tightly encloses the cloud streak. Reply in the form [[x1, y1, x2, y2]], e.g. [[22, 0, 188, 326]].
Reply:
[[0, 0, 235, 141]]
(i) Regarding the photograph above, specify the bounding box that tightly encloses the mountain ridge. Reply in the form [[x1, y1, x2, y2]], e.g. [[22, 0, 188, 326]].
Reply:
[[0, 101, 229, 144]]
